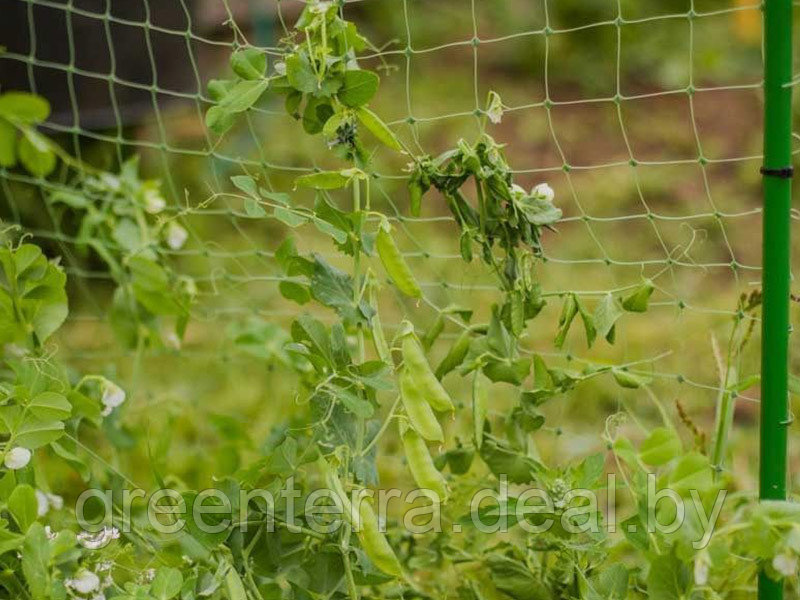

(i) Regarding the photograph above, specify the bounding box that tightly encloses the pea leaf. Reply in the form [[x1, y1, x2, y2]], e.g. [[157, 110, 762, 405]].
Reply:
[[355, 107, 402, 151], [593, 293, 623, 343], [19, 130, 56, 177], [554, 294, 578, 348], [669, 452, 713, 494], [0, 119, 17, 167], [230, 48, 266, 80], [15, 418, 65, 448], [622, 279, 654, 313], [285, 53, 318, 94], [639, 427, 681, 466], [0, 92, 50, 123], [338, 70, 379, 107], [28, 392, 71, 421], [310, 256, 373, 325], [151, 567, 184, 600], [231, 175, 258, 198], [8, 484, 38, 532], [206, 79, 268, 135], [22, 523, 51, 600]]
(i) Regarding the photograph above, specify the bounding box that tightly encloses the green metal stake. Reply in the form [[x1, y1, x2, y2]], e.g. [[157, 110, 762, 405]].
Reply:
[[760, 0, 793, 598]]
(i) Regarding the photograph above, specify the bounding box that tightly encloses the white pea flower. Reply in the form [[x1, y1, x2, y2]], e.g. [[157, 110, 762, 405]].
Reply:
[[66, 570, 101, 594], [101, 379, 126, 417], [44, 525, 57, 541], [4, 446, 31, 470], [486, 91, 504, 124], [36, 490, 49, 517], [509, 183, 527, 199], [531, 182, 555, 203], [310, 1, 332, 14], [48, 493, 64, 510], [77, 526, 120, 550], [274, 61, 286, 76], [773, 553, 798, 577], [36, 490, 64, 516], [166, 222, 188, 251], [142, 184, 166, 214]]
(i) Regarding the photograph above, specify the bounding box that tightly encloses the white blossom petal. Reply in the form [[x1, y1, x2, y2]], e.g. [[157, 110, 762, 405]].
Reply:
[[531, 183, 555, 203], [4, 446, 32, 470]]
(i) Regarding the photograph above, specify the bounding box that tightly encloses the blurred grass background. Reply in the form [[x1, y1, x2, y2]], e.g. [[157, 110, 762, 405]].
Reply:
[[0, 0, 799, 499]]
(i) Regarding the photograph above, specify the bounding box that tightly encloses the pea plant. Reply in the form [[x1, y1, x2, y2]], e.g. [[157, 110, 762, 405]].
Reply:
[[0, 2, 798, 600], [0, 90, 196, 351]]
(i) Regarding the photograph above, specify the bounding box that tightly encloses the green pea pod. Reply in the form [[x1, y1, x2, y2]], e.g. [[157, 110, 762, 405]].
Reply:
[[369, 285, 391, 363], [401, 423, 449, 503], [472, 372, 489, 449], [401, 334, 455, 413], [354, 491, 404, 577], [224, 565, 248, 600], [434, 330, 471, 380], [376, 220, 422, 298], [400, 368, 444, 442], [323, 463, 402, 578]]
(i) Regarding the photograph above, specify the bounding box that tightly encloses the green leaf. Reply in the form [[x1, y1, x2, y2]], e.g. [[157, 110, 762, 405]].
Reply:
[[622, 279, 654, 312], [310, 256, 372, 325], [8, 484, 38, 532], [244, 198, 266, 217], [15, 417, 65, 448], [18, 130, 56, 177], [22, 523, 51, 600], [593, 293, 623, 343], [294, 170, 351, 190], [302, 96, 333, 134], [669, 452, 713, 494], [514, 195, 562, 225], [28, 391, 71, 421], [646, 551, 689, 600], [285, 53, 318, 94], [230, 48, 266, 80], [206, 79, 268, 135], [231, 175, 258, 198], [338, 70, 379, 107], [0, 119, 17, 167], [0, 92, 50, 123], [355, 107, 402, 151], [639, 427, 682, 466], [151, 567, 184, 600], [576, 297, 597, 348], [279, 281, 311, 305], [554, 294, 578, 348], [487, 554, 551, 600]]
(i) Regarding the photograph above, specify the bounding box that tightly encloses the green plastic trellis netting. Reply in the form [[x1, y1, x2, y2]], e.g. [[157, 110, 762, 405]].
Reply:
[[0, 0, 798, 492]]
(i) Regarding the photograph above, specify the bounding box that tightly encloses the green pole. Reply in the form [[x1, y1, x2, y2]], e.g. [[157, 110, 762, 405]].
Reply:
[[760, 0, 793, 598]]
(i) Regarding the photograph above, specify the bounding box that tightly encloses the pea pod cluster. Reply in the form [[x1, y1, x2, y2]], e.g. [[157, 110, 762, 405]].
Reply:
[[401, 422, 449, 503]]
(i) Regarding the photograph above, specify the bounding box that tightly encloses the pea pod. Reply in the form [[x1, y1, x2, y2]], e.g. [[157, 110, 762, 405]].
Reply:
[[224, 564, 248, 600], [472, 372, 489, 449], [323, 463, 403, 578], [434, 329, 471, 380], [401, 333, 455, 413], [354, 491, 404, 577], [376, 219, 422, 298], [369, 284, 391, 363], [401, 423, 449, 503], [399, 367, 444, 442]]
